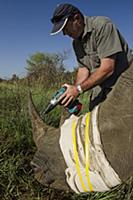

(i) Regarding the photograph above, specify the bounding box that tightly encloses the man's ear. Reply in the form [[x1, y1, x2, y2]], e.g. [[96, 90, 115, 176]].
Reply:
[[73, 13, 83, 25], [73, 13, 81, 21]]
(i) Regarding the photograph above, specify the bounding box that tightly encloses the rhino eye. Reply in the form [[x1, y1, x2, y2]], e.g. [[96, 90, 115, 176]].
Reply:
[[31, 162, 40, 172]]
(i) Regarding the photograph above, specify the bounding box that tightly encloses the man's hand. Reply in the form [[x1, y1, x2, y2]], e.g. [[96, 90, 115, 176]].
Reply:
[[59, 84, 79, 107], [58, 67, 89, 107]]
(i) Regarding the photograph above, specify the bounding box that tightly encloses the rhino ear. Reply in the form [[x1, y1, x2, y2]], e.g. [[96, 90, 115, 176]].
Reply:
[[28, 91, 50, 148]]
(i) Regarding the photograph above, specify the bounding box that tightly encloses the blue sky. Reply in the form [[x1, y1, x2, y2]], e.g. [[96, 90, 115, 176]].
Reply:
[[0, 0, 133, 79]]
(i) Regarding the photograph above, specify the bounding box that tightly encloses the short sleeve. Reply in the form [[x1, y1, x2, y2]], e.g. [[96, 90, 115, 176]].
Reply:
[[94, 19, 123, 59]]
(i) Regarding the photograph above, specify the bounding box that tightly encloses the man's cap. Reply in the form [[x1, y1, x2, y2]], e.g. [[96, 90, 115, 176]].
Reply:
[[50, 3, 81, 35]]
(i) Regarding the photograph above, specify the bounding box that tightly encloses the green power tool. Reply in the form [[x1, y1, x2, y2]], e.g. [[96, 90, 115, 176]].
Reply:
[[40, 86, 82, 116]]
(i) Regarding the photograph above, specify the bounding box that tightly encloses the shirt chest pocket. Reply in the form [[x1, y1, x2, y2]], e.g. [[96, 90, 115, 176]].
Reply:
[[79, 51, 100, 71], [74, 33, 100, 71], [86, 51, 100, 71], [83, 32, 100, 71]]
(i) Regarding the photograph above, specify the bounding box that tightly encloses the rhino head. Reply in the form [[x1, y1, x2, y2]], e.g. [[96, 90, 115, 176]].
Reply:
[[28, 92, 70, 191]]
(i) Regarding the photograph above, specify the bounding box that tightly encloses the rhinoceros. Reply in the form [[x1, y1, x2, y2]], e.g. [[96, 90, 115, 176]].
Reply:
[[28, 63, 133, 193]]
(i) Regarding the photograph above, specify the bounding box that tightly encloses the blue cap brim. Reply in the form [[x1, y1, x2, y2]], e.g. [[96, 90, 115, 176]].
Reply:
[[50, 18, 68, 35]]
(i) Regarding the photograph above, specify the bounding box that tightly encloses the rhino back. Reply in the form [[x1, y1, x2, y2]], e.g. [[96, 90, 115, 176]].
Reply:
[[99, 63, 133, 180]]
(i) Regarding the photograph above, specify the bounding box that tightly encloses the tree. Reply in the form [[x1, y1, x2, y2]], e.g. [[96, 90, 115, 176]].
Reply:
[[26, 51, 69, 87], [11, 74, 19, 81]]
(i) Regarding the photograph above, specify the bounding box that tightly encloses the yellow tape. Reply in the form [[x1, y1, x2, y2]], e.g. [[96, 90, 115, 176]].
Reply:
[[85, 113, 94, 192], [72, 120, 88, 192], [72, 113, 93, 192]]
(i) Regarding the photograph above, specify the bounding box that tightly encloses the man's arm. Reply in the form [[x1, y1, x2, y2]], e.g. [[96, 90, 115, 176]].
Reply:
[[74, 67, 90, 85], [60, 56, 115, 106], [80, 57, 115, 92]]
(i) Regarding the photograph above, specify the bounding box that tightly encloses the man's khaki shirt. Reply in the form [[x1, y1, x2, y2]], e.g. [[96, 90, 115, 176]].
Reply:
[[73, 16, 133, 73]]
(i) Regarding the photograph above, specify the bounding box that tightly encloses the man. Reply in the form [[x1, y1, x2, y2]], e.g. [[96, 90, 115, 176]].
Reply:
[[50, 3, 133, 111]]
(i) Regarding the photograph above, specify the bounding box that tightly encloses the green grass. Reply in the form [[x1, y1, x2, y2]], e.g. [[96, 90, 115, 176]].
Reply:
[[0, 81, 132, 200]]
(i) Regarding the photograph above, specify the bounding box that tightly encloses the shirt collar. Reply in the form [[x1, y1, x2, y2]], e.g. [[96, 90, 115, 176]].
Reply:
[[82, 16, 93, 39]]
